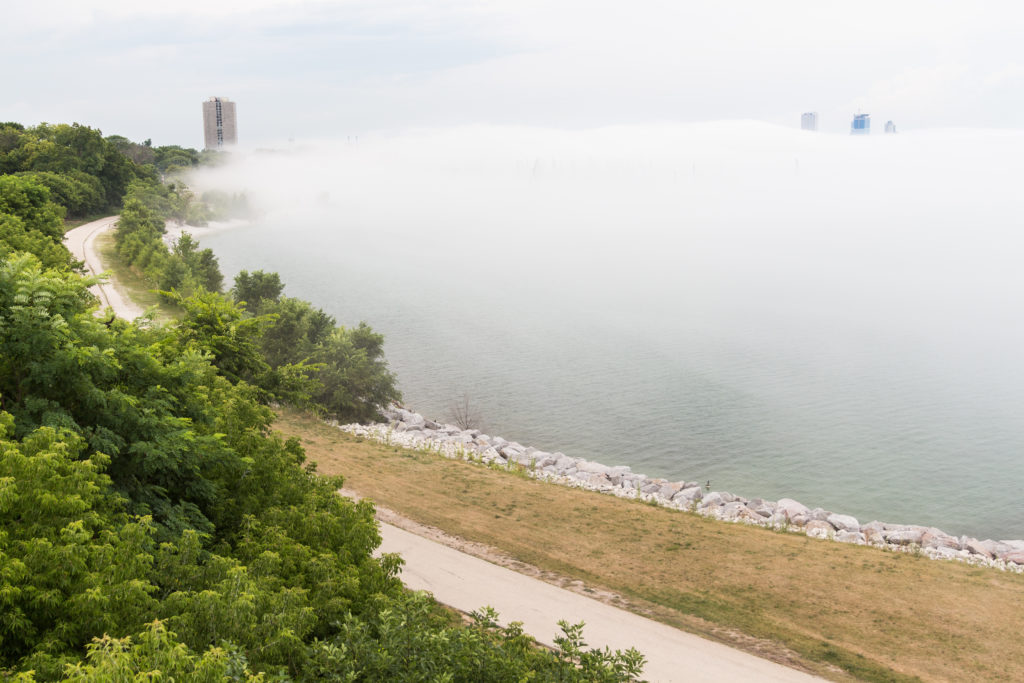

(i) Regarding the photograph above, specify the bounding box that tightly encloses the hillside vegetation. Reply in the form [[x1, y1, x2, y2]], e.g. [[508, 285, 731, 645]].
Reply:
[[0, 121, 644, 681]]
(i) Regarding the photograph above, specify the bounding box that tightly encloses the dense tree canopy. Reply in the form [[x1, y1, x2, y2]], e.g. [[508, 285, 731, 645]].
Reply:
[[0, 176, 73, 270], [229, 272, 401, 422], [232, 269, 285, 314], [113, 188, 224, 299], [0, 122, 149, 214]]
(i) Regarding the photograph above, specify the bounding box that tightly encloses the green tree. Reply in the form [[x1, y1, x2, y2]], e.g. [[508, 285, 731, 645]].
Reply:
[[166, 289, 271, 387], [114, 183, 224, 297], [104, 134, 156, 167], [257, 296, 335, 367], [309, 322, 400, 423], [0, 419, 160, 677], [231, 270, 284, 314], [0, 254, 239, 537], [0, 175, 66, 242], [58, 621, 263, 682], [229, 271, 399, 421], [14, 171, 105, 218], [0, 176, 72, 270], [168, 290, 321, 408], [172, 233, 223, 292]]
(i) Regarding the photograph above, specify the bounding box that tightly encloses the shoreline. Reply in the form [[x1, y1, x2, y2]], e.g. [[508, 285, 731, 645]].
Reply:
[[142, 216, 1024, 568], [170, 216, 1021, 569], [340, 405, 1024, 573], [70, 215, 828, 680]]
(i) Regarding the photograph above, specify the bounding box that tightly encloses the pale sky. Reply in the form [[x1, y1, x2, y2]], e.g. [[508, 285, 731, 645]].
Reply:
[[2, 0, 1022, 147]]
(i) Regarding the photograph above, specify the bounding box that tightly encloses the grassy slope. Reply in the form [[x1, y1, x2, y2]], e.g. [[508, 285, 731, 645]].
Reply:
[[276, 409, 1024, 683]]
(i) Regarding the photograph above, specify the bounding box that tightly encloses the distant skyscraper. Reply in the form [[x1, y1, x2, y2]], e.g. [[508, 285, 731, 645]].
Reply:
[[850, 113, 870, 135], [801, 112, 819, 131], [202, 97, 237, 150], [884, 120, 897, 134]]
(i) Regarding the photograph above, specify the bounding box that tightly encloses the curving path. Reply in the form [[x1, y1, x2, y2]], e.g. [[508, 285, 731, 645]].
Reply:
[[67, 215, 822, 682], [63, 216, 146, 319]]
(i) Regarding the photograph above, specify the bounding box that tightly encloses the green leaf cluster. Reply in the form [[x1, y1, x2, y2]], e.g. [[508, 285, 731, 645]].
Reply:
[[113, 192, 224, 299], [0, 122, 148, 216], [231, 270, 402, 422], [0, 176, 73, 271]]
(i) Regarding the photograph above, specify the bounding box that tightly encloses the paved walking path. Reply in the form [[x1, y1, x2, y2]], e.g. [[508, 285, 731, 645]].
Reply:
[[380, 523, 820, 682], [66, 215, 822, 682], [64, 216, 146, 319]]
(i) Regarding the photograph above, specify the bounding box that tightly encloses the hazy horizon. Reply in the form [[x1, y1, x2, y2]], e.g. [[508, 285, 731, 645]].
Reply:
[[5, 2, 1024, 146]]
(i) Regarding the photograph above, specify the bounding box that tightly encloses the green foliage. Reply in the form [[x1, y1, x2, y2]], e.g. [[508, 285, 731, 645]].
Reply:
[[0, 122, 151, 212], [0, 259, 404, 679], [229, 271, 401, 422], [231, 269, 284, 315], [167, 289, 272, 387], [122, 179, 189, 222], [308, 597, 646, 682], [0, 118, 223, 294], [308, 323, 400, 423], [0, 175, 65, 242], [200, 189, 251, 220], [154, 145, 201, 175], [257, 296, 335, 367], [0, 254, 233, 537], [172, 233, 223, 292], [168, 290, 320, 409], [114, 191, 224, 299], [12, 171, 105, 219], [0, 422, 159, 677], [0, 176, 73, 271], [104, 135, 156, 168], [59, 621, 264, 682]]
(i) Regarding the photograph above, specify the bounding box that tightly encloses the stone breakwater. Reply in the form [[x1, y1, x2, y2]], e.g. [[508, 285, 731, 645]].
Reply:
[[337, 406, 1024, 573]]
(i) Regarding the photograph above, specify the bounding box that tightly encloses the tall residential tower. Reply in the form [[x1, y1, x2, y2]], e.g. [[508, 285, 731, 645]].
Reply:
[[202, 97, 237, 150], [801, 112, 819, 131]]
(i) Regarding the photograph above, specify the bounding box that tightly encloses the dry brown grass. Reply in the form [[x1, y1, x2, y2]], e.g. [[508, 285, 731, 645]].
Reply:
[[276, 409, 1024, 682]]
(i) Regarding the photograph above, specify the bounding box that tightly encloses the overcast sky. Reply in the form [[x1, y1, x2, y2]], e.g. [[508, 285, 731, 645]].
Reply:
[[2, 1, 1022, 147]]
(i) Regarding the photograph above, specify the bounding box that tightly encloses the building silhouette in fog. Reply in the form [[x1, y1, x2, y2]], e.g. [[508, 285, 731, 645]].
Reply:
[[801, 112, 819, 131], [203, 97, 237, 150], [884, 120, 897, 134], [851, 113, 870, 135]]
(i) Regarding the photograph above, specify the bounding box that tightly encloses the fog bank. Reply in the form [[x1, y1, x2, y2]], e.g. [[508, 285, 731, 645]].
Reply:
[[192, 122, 1024, 363], [189, 122, 1024, 537]]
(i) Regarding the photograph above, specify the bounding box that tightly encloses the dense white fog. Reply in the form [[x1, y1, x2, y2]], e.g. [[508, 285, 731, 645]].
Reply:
[[192, 122, 1024, 362], [190, 122, 1024, 537]]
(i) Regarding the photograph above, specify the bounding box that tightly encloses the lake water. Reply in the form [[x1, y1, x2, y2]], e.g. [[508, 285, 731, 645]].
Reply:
[[194, 124, 1024, 541]]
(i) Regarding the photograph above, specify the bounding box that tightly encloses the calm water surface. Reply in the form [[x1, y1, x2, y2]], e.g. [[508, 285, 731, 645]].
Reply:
[[194, 126, 1024, 540], [199, 217, 1024, 541]]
